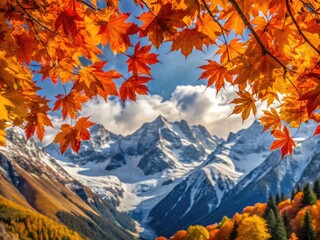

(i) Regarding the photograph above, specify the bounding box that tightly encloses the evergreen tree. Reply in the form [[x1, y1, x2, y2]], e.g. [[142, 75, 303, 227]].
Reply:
[[273, 216, 288, 240], [276, 194, 281, 205], [313, 179, 320, 199], [302, 183, 317, 207], [298, 210, 316, 240], [265, 209, 277, 240], [264, 195, 279, 218], [230, 221, 238, 240], [297, 184, 302, 193], [281, 193, 286, 202], [283, 211, 292, 239], [291, 189, 296, 200]]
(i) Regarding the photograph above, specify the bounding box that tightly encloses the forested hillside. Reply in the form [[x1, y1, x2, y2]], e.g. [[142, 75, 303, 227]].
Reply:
[[157, 180, 320, 240], [0, 196, 83, 240]]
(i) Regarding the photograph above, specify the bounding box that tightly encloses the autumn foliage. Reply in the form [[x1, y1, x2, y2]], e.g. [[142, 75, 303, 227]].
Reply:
[[1, 0, 320, 155], [164, 182, 320, 240]]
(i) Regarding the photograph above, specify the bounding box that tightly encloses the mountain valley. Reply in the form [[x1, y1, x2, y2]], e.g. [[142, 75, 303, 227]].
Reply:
[[1, 116, 320, 239]]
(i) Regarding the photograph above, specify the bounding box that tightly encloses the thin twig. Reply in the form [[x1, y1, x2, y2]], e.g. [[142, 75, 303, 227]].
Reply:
[[200, 0, 231, 61], [78, 0, 101, 11], [15, 0, 52, 60], [286, 0, 320, 55], [141, 0, 155, 16]]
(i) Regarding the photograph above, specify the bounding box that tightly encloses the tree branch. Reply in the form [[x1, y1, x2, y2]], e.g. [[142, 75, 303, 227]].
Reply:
[[228, 0, 289, 75], [286, 0, 320, 55]]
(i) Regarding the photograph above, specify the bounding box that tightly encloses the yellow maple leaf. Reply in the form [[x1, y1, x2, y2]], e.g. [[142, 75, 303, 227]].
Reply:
[[231, 91, 257, 121]]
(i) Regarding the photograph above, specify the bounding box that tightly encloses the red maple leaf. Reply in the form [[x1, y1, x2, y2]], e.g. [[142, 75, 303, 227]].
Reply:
[[55, 8, 83, 37], [119, 76, 152, 102]]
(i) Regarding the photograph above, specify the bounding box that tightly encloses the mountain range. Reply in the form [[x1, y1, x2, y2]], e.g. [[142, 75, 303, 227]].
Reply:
[[1, 116, 320, 239]]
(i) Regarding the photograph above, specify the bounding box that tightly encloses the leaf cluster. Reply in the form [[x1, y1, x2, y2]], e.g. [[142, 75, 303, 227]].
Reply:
[[1, 0, 320, 155]]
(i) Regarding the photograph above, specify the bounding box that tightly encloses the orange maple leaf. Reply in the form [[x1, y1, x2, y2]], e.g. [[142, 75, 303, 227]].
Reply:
[[300, 71, 320, 116], [219, 6, 245, 35], [14, 31, 38, 65], [197, 12, 221, 41], [98, 13, 138, 53], [138, 4, 186, 48], [270, 126, 296, 158], [171, 28, 211, 57], [54, 117, 94, 154], [24, 100, 53, 141], [53, 90, 88, 119], [39, 60, 75, 85], [198, 60, 232, 93], [259, 108, 282, 132], [96, 70, 122, 99], [231, 91, 257, 121], [126, 42, 160, 76], [216, 39, 244, 63], [74, 61, 120, 98], [55, 8, 83, 37], [119, 76, 152, 102]]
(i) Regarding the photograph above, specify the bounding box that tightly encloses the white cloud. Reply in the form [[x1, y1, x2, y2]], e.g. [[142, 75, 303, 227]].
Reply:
[[42, 85, 262, 146], [78, 85, 258, 139]]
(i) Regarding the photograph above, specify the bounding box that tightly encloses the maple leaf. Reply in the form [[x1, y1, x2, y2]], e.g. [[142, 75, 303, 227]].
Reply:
[[96, 70, 122, 99], [314, 125, 320, 136], [171, 28, 211, 57], [53, 90, 88, 119], [219, 6, 245, 35], [39, 61, 75, 85], [231, 91, 257, 121], [300, 75, 320, 116], [216, 39, 244, 63], [119, 76, 152, 102], [55, 8, 84, 37], [14, 31, 38, 65], [126, 42, 160, 76], [138, 4, 186, 48], [54, 117, 94, 154], [98, 13, 138, 53], [0, 94, 14, 121], [74, 62, 120, 99], [280, 94, 308, 128], [0, 121, 6, 147], [24, 100, 53, 141], [174, 0, 201, 16], [198, 60, 232, 93], [197, 12, 221, 41], [259, 108, 282, 132], [270, 126, 296, 158]]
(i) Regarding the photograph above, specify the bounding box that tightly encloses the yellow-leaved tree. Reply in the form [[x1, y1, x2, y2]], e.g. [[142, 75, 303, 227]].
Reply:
[[184, 225, 210, 240], [236, 215, 271, 240], [1, 0, 320, 155]]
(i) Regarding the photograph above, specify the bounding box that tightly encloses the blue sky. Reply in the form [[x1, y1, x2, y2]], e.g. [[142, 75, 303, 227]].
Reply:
[[35, 0, 217, 102], [33, 1, 259, 145]]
